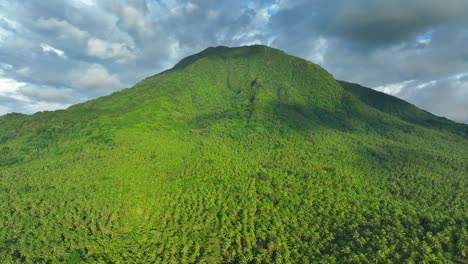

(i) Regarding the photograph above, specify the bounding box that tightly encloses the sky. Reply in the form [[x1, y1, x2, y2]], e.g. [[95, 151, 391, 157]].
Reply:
[[0, 0, 467, 123]]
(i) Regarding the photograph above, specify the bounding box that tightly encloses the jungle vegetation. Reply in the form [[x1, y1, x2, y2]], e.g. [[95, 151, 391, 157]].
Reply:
[[0, 45, 467, 263]]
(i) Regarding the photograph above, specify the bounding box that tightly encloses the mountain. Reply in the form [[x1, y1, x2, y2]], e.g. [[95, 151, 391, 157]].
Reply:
[[339, 81, 468, 137], [0, 45, 467, 263]]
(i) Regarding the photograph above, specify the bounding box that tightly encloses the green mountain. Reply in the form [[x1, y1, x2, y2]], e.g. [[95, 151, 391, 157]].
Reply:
[[339, 81, 468, 137], [0, 45, 467, 263]]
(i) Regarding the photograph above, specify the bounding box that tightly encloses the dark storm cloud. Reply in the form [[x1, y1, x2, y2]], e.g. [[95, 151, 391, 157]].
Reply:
[[0, 0, 466, 123], [332, 0, 468, 44], [271, 0, 468, 47], [322, 27, 468, 86]]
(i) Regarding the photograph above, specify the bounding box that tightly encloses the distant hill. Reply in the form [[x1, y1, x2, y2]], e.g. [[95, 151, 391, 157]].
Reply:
[[0, 45, 467, 263]]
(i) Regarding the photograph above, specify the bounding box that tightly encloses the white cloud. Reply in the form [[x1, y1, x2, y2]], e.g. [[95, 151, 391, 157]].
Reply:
[[0, 77, 27, 95], [417, 31, 433, 45], [16, 67, 32, 77], [114, 5, 147, 34], [375, 80, 415, 95], [0, 98, 72, 115], [21, 101, 71, 114], [36, 17, 134, 62], [0, 78, 80, 115], [69, 63, 120, 90], [87, 38, 134, 62], [0, 15, 20, 30], [36, 17, 89, 41], [73, 0, 96, 6], [449, 72, 468, 80], [185, 2, 198, 13], [373, 73, 468, 123], [40, 43, 66, 58], [307, 37, 328, 65], [18, 85, 78, 103], [415, 80, 437, 90]]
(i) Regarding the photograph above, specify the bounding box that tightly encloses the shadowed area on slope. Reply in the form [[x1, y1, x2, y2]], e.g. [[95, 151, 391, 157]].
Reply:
[[188, 93, 425, 142]]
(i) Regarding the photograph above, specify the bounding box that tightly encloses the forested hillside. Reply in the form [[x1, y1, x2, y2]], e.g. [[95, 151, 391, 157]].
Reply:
[[0, 45, 467, 263]]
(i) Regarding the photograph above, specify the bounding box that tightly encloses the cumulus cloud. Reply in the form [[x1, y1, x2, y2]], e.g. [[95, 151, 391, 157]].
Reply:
[[0, 77, 26, 95], [36, 17, 89, 41], [86, 38, 134, 62], [114, 4, 148, 35], [69, 63, 120, 90], [18, 85, 78, 103], [0, 78, 79, 115]]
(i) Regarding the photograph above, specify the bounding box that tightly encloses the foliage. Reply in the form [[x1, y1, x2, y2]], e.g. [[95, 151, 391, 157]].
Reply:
[[0, 45, 467, 263]]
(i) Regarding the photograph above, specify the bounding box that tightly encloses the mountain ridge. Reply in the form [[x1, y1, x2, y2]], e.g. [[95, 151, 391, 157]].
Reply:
[[2, 45, 466, 128]]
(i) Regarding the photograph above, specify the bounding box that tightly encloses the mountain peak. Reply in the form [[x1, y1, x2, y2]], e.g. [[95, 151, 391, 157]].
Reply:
[[173, 45, 284, 69]]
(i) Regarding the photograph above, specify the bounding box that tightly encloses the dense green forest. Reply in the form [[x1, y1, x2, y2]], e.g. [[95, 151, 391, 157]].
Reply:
[[0, 45, 467, 263]]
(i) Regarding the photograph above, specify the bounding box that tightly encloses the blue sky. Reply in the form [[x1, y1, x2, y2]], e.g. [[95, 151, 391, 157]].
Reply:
[[0, 0, 467, 123]]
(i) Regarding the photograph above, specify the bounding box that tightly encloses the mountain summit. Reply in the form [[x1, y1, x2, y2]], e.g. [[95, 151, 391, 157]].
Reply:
[[0, 45, 467, 263]]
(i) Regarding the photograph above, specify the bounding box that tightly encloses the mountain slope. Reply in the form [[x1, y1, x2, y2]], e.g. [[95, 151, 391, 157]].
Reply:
[[0, 45, 467, 263], [339, 80, 468, 137]]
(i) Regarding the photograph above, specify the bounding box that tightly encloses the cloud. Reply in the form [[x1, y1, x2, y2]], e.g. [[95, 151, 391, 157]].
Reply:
[[0, 77, 27, 95], [408, 77, 468, 123], [267, 0, 468, 87], [375, 80, 415, 95], [0, 62, 13, 75], [185, 2, 198, 13], [305, 37, 328, 65], [86, 38, 134, 62], [18, 84, 78, 103], [69, 63, 120, 90], [0, 78, 78, 115], [331, 0, 468, 45], [16, 67, 32, 77], [113, 4, 148, 35], [74, 0, 96, 6], [40, 43, 66, 58], [0, 99, 72, 115], [36, 17, 89, 41], [376, 73, 468, 123], [0, 95, 27, 115], [270, 0, 468, 47]]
